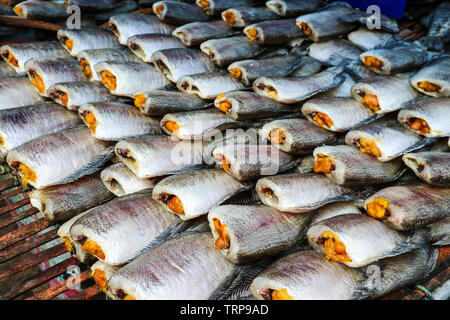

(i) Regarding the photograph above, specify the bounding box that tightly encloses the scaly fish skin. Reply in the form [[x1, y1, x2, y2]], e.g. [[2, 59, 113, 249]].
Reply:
[[266, 0, 323, 17], [173, 20, 239, 47], [244, 19, 305, 44], [403, 152, 450, 186], [222, 7, 280, 27], [410, 56, 450, 98], [154, 1, 210, 24], [57, 28, 121, 56], [127, 34, 184, 63], [0, 77, 44, 111]]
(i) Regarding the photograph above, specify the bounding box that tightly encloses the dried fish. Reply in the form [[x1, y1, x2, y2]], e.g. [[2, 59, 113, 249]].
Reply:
[[70, 193, 177, 265], [419, 1, 450, 50], [101, 162, 158, 197], [196, 0, 259, 16], [6, 127, 114, 189], [153, 168, 252, 220], [201, 36, 265, 67], [302, 97, 378, 132], [311, 202, 361, 225], [173, 20, 238, 46], [312, 145, 406, 186], [57, 28, 121, 57], [290, 55, 322, 77], [398, 97, 450, 138], [340, 10, 399, 34], [317, 72, 355, 98], [177, 72, 245, 100], [402, 152, 450, 186], [77, 48, 141, 82], [221, 7, 280, 27], [244, 19, 305, 44], [115, 135, 204, 178], [95, 61, 171, 96], [91, 260, 122, 294], [253, 67, 345, 104], [208, 204, 312, 263], [66, 0, 124, 12], [24, 58, 88, 97], [307, 213, 428, 267], [127, 34, 184, 63], [266, 0, 323, 17], [308, 39, 362, 66], [153, 1, 209, 24], [109, 13, 175, 45], [347, 28, 395, 51], [30, 173, 114, 222], [0, 41, 69, 74], [364, 184, 450, 230], [261, 118, 338, 154], [0, 62, 16, 78], [429, 216, 450, 246], [152, 48, 217, 82], [13, 0, 70, 20], [0, 77, 44, 110], [410, 56, 450, 98]]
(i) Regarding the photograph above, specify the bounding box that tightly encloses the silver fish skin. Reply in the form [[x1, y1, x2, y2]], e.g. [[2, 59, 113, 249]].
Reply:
[[296, 3, 357, 42], [66, 0, 124, 12], [0, 62, 16, 79], [196, 0, 259, 16], [152, 168, 252, 220], [208, 204, 312, 263], [24, 58, 88, 98], [200, 36, 264, 67], [428, 216, 450, 246], [290, 55, 322, 77], [214, 91, 294, 120], [57, 209, 97, 264], [153, 1, 210, 24], [160, 109, 238, 140], [256, 173, 358, 213], [177, 72, 245, 100], [360, 46, 429, 75], [244, 19, 304, 44], [251, 250, 364, 300], [127, 34, 184, 63], [260, 118, 338, 154], [0, 77, 44, 111], [307, 213, 427, 267], [419, 1, 450, 50], [311, 202, 361, 225], [77, 48, 141, 82], [30, 173, 114, 222], [347, 28, 395, 51], [173, 20, 239, 46], [313, 145, 406, 186], [133, 89, 210, 116], [410, 56, 450, 98], [212, 143, 299, 181], [91, 260, 122, 295], [227, 55, 303, 86], [48, 81, 117, 111], [69, 193, 177, 265], [0, 41, 69, 74], [266, 0, 323, 17], [302, 97, 378, 132], [107, 232, 235, 300], [94, 61, 171, 97], [351, 74, 420, 114], [308, 39, 362, 66], [221, 7, 280, 27], [345, 118, 432, 162], [57, 28, 121, 57], [115, 135, 204, 178], [253, 67, 345, 104], [78, 101, 163, 141], [0, 102, 82, 159], [398, 97, 450, 138], [364, 184, 450, 231], [403, 152, 450, 186], [13, 0, 70, 20], [152, 48, 217, 83], [109, 13, 175, 45], [6, 127, 114, 189], [316, 72, 355, 98], [101, 162, 158, 197]]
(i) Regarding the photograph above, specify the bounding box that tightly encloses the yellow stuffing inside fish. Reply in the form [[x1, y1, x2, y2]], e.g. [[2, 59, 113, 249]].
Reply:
[[18, 163, 37, 185], [13, 6, 22, 16], [366, 197, 390, 219], [65, 38, 74, 51], [81, 239, 105, 260], [363, 56, 383, 70], [322, 231, 351, 263], [133, 94, 146, 110], [300, 22, 312, 36], [167, 195, 184, 215], [312, 112, 333, 128], [417, 81, 441, 93], [314, 154, 334, 174], [358, 138, 382, 158], [101, 70, 117, 91], [409, 118, 431, 134], [264, 85, 278, 98], [223, 11, 235, 24], [4, 50, 19, 67], [154, 4, 164, 14], [198, 0, 210, 8], [30, 73, 46, 94], [271, 288, 293, 300], [80, 59, 92, 79], [246, 29, 258, 41], [164, 121, 179, 133], [229, 67, 242, 81], [215, 153, 230, 171], [218, 99, 232, 113], [92, 269, 108, 293], [269, 128, 285, 145], [123, 294, 136, 300], [60, 92, 69, 107], [0, 135, 4, 147], [82, 111, 97, 134], [361, 93, 380, 112], [213, 218, 230, 250], [63, 237, 73, 253]]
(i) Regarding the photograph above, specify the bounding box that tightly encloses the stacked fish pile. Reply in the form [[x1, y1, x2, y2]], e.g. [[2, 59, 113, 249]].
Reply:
[[0, 0, 449, 300]]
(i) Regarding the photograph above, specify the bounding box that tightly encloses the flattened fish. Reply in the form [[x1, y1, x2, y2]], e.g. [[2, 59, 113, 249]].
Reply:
[[403, 152, 450, 186], [266, 0, 323, 17], [221, 7, 280, 27], [196, 0, 259, 16], [30, 173, 114, 222], [311, 202, 361, 225], [347, 28, 395, 51], [308, 39, 362, 66], [410, 56, 450, 98], [244, 19, 305, 44], [13, 0, 69, 20], [127, 34, 184, 63], [0, 77, 44, 110], [428, 216, 450, 246], [57, 28, 121, 56], [91, 260, 122, 294], [153, 1, 209, 24], [6, 127, 114, 189], [173, 20, 238, 46], [419, 1, 450, 50]]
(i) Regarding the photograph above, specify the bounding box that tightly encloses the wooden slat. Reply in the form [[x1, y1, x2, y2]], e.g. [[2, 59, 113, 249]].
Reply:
[[63, 284, 101, 300], [0, 207, 39, 229], [0, 218, 53, 250], [0, 16, 62, 32], [0, 186, 25, 203], [0, 178, 18, 193], [0, 198, 30, 215]]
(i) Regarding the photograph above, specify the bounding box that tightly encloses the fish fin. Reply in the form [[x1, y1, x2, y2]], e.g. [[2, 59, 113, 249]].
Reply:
[[342, 58, 378, 80], [209, 259, 275, 300], [431, 238, 450, 247], [223, 188, 262, 206], [418, 36, 445, 51], [50, 147, 115, 186], [389, 229, 430, 258], [296, 70, 346, 101]]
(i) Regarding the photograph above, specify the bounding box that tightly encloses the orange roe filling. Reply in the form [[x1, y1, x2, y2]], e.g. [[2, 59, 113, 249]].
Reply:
[[269, 128, 285, 145], [223, 11, 235, 24], [101, 70, 117, 91], [229, 67, 242, 80], [81, 239, 105, 260], [409, 118, 431, 134], [167, 196, 184, 214], [312, 112, 333, 128], [92, 269, 108, 293], [60, 93, 69, 106], [246, 28, 258, 41], [63, 237, 73, 253], [198, 0, 210, 8], [83, 111, 97, 134], [363, 56, 383, 70], [264, 86, 277, 98], [134, 94, 146, 110], [5, 51, 18, 67], [322, 231, 351, 263], [366, 197, 390, 219], [14, 6, 22, 16], [218, 100, 232, 113], [213, 218, 230, 250], [359, 138, 381, 158], [361, 93, 380, 112], [65, 38, 74, 51], [155, 4, 164, 14], [18, 163, 37, 185], [31, 74, 45, 94], [165, 121, 179, 133], [123, 294, 136, 300], [272, 288, 294, 300], [418, 81, 440, 92], [300, 22, 312, 36], [80, 59, 92, 79], [314, 154, 334, 174]]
